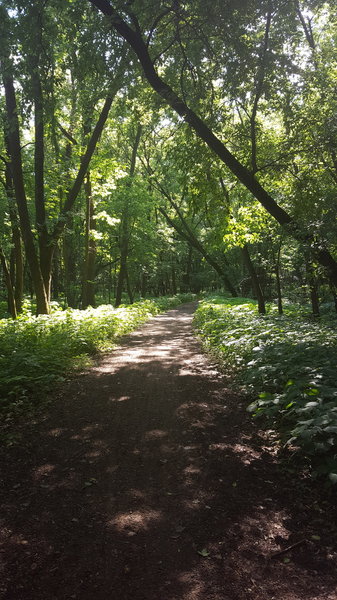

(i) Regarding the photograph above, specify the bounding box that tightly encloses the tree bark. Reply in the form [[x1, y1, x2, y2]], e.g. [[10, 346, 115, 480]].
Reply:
[[306, 262, 320, 317], [275, 240, 283, 315], [89, 0, 337, 286], [0, 247, 17, 319], [63, 217, 78, 308], [115, 124, 142, 307], [3, 142, 24, 313], [115, 214, 129, 307], [241, 244, 266, 314], [126, 268, 134, 304], [82, 172, 97, 308]]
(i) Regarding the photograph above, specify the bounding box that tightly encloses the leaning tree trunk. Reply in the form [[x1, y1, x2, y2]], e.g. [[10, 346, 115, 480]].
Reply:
[[89, 0, 337, 287]]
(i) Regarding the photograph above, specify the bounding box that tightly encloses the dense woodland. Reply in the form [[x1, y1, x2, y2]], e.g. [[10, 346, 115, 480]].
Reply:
[[0, 0, 336, 314], [0, 1, 337, 477]]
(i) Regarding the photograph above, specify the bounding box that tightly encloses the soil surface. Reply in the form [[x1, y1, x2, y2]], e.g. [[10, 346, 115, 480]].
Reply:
[[1, 302, 337, 600]]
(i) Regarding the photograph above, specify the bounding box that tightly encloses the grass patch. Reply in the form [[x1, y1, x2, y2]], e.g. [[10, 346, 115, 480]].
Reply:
[[194, 296, 337, 482]]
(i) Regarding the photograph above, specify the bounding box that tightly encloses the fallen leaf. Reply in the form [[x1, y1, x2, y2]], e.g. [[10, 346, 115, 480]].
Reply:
[[83, 478, 97, 488]]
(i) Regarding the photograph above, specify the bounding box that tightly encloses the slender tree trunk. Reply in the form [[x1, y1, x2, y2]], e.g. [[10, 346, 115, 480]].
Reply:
[[30, 20, 53, 302], [4, 150, 24, 313], [141, 271, 147, 297], [115, 124, 142, 307], [82, 172, 96, 308], [242, 244, 266, 314], [126, 268, 134, 304], [0, 247, 17, 319], [310, 284, 320, 317], [171, 263, 177, 294], [275, 240, 283, 315], [275, 264, 283, 315], [63, 215, 77, 308], [306, 262, 320, 317], [115, 218, 128, 307], [52, 244, 60, 300]]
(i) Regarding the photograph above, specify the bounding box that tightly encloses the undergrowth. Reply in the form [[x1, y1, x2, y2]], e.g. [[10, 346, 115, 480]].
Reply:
[[0, 293, 195, 436], [194, 296, 337, 482]]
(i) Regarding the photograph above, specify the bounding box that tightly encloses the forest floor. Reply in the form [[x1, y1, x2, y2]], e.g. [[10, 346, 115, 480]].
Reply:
[[1, 302, 337, 600]]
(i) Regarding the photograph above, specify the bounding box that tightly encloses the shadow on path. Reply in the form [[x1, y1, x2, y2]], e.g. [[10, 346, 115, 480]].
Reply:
[[1, 303, 337, 600]]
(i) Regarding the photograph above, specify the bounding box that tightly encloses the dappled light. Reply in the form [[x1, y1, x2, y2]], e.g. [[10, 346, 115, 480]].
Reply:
[[1, 304, 337, 600], [1, 0, 337, 596]]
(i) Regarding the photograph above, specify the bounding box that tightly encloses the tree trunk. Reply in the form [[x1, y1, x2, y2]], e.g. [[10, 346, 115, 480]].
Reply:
[[30, 20, 52, 303], [0, 247, 17, 319], [126, 268, 134, 304], [4, 149, 24, 313], [141, 271, 147, 297], [115, 219, 128, 307], [115, 124, 142, 307], [63, 215, 77, 308], [242, 245, 266, 314], [52, 244, 60, 300], [82, 172, 97, 308], [306, 262, 320, 317], [171, 263, 177, 295], [275, 263, 283, 315], [275, 240, 283, 315]]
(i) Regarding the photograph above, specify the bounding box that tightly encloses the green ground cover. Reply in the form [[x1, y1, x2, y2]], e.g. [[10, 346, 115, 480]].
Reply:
[[194, 297, 337, 482]]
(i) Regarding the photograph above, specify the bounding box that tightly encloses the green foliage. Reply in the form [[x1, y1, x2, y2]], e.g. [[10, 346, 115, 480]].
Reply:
[[0, 294, 195, 429], [194, 297, 337, 480]]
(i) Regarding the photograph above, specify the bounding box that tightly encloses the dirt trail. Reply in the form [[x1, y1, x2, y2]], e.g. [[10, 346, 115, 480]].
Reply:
[[0, 303, 336, 600]]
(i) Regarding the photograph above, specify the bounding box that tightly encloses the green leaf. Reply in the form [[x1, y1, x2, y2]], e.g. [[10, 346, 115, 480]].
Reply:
[[84, 477, 97, 487], [198, 549, 210, 557]]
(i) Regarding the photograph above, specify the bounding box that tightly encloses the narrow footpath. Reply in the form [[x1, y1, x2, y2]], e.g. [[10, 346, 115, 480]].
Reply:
[[1, 303, 336, 600]]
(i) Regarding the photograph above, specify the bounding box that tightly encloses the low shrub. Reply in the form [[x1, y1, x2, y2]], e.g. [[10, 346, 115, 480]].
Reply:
[[194, 297, 337, 481]]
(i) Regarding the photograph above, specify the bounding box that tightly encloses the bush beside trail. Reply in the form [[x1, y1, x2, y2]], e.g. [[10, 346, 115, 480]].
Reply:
[[194, 296, 337, 482]]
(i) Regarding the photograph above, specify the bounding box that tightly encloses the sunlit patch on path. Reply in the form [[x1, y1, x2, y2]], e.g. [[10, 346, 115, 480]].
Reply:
[[0, 303, 336, 600]]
